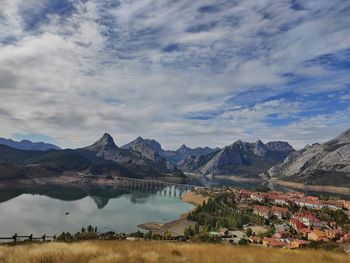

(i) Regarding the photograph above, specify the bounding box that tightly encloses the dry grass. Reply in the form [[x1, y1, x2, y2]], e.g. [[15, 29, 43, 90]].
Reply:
[[0, 241, 348, 263], [181, 191, 209, 206]]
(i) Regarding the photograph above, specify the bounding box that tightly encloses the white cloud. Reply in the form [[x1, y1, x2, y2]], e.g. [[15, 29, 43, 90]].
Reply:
[[0, 0, 349, 150]]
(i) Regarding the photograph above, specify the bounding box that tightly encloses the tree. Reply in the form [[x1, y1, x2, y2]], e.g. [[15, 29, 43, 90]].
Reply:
[[245, 227, 253, 237], [194, 223, 200, 234], [81, 227, 86, 233], [87, 225, 93, 232], [145, 231, 152, 240], [238, 238, 249, 246], [184, 226, 195, 237]]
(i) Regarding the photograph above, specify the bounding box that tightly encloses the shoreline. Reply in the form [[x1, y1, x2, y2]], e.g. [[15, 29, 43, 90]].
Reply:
[[214, 175, 266, 183], [137, 191, 208, 236], [270, 178, 350, 195]]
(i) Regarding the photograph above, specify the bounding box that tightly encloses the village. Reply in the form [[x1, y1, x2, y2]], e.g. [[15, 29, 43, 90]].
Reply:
[[188, 187, 350, 250]]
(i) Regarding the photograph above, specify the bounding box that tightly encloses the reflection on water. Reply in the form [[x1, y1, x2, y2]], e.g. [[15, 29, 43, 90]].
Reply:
[[0, 185, 193, 236]]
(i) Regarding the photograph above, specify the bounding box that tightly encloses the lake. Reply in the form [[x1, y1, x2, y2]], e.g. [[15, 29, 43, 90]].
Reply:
[[0, 185, 194, 237]]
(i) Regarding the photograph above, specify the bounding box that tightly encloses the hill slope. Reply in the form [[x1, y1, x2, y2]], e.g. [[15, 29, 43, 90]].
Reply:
[[268, 128, 350, 187], [0, 241, 347, 263]]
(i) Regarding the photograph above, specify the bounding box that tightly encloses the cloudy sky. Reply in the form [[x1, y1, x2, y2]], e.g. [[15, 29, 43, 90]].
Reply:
[[0, 0, 350, 150]]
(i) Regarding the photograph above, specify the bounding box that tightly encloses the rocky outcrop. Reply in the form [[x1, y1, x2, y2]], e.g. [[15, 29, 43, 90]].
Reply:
[[268, 129, 350, 187]]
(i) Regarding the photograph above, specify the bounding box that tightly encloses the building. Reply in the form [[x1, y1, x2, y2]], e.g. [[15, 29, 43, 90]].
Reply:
[[251, 192, 266, 202], [288, 239, 309, 249], [253, 205, 271, 218], [273, 231, 292, 239], [290, 218, 307, 232], [308, 230, 327, 241], [239, 190, 253, 200], [271, 206, 289, 219], [249, 236, 262, 244], [219, 228, 229, 237], [293, 212, 323, 228], [263, 238, 286, 247]]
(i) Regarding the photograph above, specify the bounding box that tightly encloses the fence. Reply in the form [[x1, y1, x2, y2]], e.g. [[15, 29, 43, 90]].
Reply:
[[0, 234, 56, 244]]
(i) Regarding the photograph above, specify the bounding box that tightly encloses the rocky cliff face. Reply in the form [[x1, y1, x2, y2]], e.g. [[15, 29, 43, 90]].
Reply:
[[122, 137, 182, 175], [268, 129, 350, 186], [180, 140, 294, 177]]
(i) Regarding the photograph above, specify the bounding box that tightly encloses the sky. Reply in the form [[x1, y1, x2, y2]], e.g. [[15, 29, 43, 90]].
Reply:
[[0, 0, 350, 150]]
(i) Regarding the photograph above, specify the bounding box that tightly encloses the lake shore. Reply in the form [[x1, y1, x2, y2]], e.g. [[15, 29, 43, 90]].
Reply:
[[270, 178, 350, 195], [137, 191, 207, 236], [215, 175, 266, 183]]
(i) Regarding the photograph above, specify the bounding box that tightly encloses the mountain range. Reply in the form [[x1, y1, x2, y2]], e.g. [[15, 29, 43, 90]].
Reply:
[[0, 137, 60, 151], [1, 129, 350, 187], [178, 140, 294, 177]]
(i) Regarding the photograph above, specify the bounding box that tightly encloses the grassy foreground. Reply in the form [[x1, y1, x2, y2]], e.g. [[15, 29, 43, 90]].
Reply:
[[0, 241, 348, 263]]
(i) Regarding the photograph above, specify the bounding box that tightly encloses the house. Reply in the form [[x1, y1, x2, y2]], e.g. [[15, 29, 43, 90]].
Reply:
[[339, 232, 350, 242], [293, 212, 322, 227], [290, 218, 307, 232], [273, 231, 292, 239], [249, 236, 262, 244], [253, 205, 271, 218], [288, 239, 309, 249], [219, 228, 229, 237], [342, 200, 350, 210], [251, 192, 266, 202], [273, 195, 289, 205], [239, 190, 253, 200], [298, 228, 312, 238], [324, 229, 342, 240], [263, 238, 286, 247], [308, 230, 327, 241], [271, 206, 289, 219], [322, 200, 343, 210]]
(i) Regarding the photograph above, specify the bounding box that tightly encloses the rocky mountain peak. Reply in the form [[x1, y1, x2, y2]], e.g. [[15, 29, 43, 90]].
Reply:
[[135, 136, 144, 142], [85, 133, 117, 151], [266, 141, 294, 152]]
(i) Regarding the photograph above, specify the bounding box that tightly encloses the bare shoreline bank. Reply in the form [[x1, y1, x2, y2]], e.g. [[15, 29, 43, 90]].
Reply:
[[137, 192, 208, 236], [270, 178, 350, 195], [215, 175, 265, 183]]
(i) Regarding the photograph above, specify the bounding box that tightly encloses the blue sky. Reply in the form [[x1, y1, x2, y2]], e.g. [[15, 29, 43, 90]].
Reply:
[[0, 0, 350, 149]]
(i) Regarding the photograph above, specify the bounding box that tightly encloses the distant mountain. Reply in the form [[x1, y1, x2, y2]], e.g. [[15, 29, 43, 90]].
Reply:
[[80, 133, 185, 178], [268, 128, 350, 187], [122, 137, 182, 175], [122, 137, 216, 166], [179, 140, 294, 177], [0, 137, 60, 151], [160, 144, 217, 164]]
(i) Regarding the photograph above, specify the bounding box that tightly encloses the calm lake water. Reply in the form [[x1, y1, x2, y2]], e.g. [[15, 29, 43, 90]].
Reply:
[[0, 186, 194, 237]]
